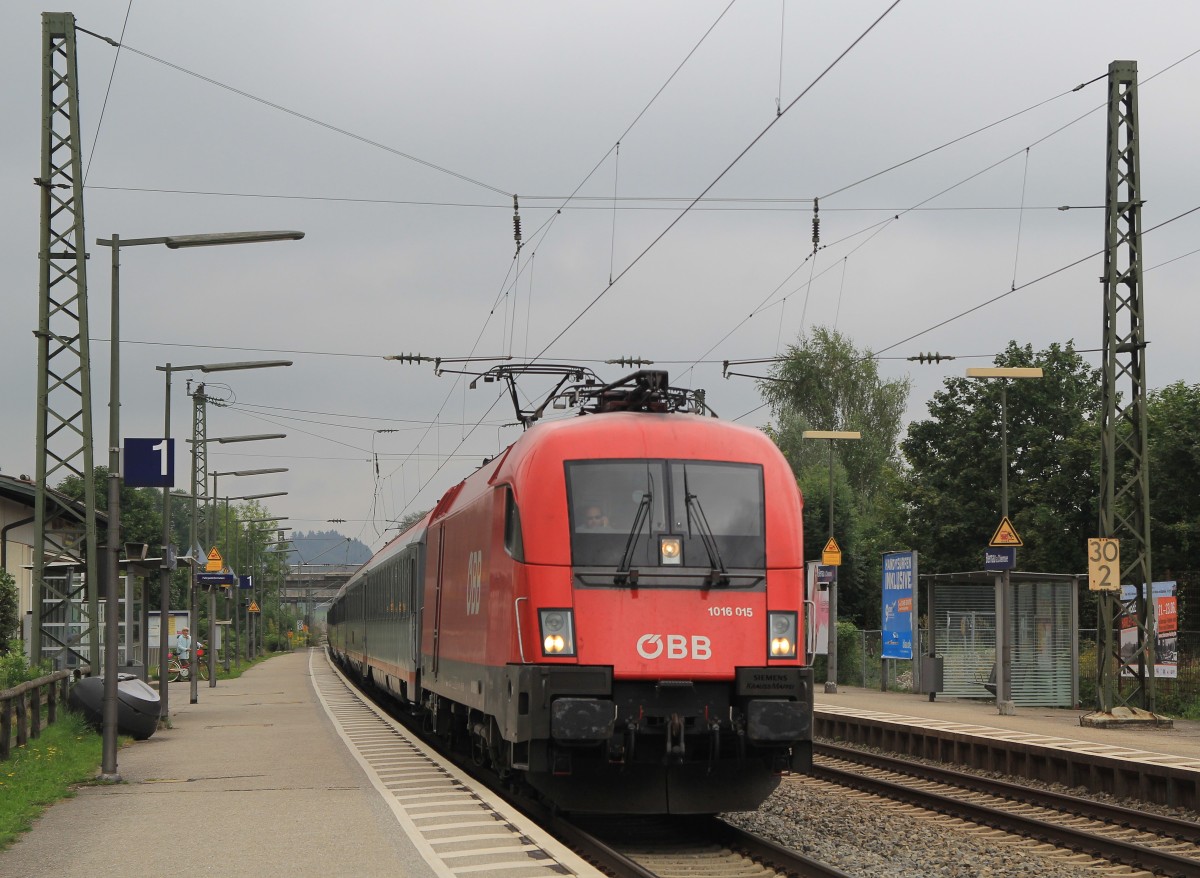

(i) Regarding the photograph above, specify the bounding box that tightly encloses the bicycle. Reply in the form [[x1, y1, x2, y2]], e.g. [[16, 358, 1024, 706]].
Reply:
[[167, 643, 209, 682]]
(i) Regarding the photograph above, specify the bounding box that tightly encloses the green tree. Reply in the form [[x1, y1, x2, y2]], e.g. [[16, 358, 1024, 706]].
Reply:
[[55, 466, 166, 550], [760, 326, 910, 501], [760, 327, 912, 625], [0, 569, 18, 647], [395, 509, 430, 534], [901, 341, 1101, 576], [1146, 381, 1200, 576]]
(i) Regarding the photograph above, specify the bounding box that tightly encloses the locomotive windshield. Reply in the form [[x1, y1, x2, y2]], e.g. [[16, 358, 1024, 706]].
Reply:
[[566, 459, 765, 573]]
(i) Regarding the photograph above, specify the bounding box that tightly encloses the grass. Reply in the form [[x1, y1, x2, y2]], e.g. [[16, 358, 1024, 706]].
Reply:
[[0, 712, 105, 850]]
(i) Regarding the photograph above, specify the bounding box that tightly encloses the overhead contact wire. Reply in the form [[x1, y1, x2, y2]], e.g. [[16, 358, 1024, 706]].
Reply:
[[77, 27, 510, 197], [1011, 148, 1031, 290], [536, 0, 905, 359], [82, 2, 134, 184]]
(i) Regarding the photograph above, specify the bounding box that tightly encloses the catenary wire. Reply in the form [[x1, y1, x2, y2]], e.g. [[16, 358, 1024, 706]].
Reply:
[[729, 202, 1200, 423], [76, 26, 511, 197], [532, 0, 905, 360], [82, 2, 134, 184], [84, 183, 1099, 213]]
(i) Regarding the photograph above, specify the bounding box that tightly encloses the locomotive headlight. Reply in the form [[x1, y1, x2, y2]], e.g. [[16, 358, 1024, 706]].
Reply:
[[768, 611, 798, 658], [539, 608, 576, 656], [660, 536, 682, 565]]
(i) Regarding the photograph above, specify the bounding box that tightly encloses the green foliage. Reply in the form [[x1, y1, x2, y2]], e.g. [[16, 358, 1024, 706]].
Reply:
[[0, 641, 52, 692], [760, 326, 911, 501], [0, 713, 104, 850], [901, 341, 1101, 576], [1146, 381, 1200, 576], [0, 571, 17, 646], [834, 620, 863, 686], [760, 327, 913, 626]]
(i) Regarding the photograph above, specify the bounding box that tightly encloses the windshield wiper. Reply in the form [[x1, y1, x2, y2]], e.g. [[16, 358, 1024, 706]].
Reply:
[[684, 470, 729, 586], [615, 491, 652, 585]]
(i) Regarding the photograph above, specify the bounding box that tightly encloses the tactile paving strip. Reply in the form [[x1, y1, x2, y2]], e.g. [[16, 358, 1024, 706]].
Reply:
[[309, 650, 602, 878]]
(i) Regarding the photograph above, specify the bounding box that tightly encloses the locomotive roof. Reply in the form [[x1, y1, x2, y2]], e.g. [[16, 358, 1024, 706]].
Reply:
[[406, 412, 788, 527], [495, 411, 785, 479], [335, 410, 800, 598]]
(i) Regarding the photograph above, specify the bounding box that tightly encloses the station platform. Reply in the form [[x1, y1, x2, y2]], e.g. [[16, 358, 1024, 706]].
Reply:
[[0, 649, 441, 878], [5, 658, 1197, 876], [815, 685, 1200, 773], [2, 648, 601, 878]]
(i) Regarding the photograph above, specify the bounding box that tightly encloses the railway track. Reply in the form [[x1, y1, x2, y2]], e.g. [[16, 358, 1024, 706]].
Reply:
[[329, 652, 852, 877], [550, 814, 853, 878], [812, 742, 1200, 877]]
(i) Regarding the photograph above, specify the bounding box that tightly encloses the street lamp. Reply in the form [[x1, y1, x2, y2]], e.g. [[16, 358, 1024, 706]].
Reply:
[[241, 519, 290, 659], [156, 361, 291, 712], [96, 230, 301, 776], [966, 366, 1043, 715], [802, 430, 861, 695], [965, 368, 1043, 521], [205, 467, 288, 687], [218, 486, 288, 671]]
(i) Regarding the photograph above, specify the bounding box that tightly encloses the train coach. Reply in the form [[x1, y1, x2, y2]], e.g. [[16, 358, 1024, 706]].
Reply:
[[327, 370, 813, 814]]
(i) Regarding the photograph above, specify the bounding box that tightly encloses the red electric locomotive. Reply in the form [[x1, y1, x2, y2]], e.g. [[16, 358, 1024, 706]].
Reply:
[[328, 370, 812, 814]]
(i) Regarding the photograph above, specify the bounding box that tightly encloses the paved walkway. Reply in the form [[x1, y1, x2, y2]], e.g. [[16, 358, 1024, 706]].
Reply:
[[0, 649, 438, 878], [816, 685, 1200, 761]]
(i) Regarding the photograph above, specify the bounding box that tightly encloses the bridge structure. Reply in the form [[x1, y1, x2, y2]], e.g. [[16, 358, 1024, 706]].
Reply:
[[282, 564, 356, 622]]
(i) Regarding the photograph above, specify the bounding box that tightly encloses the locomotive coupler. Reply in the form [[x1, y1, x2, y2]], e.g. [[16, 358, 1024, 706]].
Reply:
[[667, 713, 685, 758]]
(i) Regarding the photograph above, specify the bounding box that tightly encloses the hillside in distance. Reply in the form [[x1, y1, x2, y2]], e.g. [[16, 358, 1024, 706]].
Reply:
[[288, 530, 371, 567]]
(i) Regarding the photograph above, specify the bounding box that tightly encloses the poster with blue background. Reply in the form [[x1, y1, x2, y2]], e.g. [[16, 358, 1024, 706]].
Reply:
[[881, 550, 917, 660]]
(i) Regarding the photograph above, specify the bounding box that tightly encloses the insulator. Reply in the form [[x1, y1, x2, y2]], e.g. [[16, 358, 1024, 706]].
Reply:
[[513, 214, 522, 242], [910, 352, 954, 364], [811, 216, 820, 245]]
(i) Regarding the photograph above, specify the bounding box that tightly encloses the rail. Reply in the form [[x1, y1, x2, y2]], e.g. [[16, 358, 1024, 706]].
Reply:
[[1, 667, 84, 760]]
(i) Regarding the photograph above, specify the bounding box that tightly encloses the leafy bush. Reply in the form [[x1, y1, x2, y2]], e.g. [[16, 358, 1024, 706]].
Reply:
[[0, 641, 52, 691], [835, 620, 863, 686]]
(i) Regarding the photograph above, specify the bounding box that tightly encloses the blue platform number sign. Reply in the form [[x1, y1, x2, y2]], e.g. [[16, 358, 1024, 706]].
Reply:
[[123, 438, 174, 488], [881, 550, 917, 660]]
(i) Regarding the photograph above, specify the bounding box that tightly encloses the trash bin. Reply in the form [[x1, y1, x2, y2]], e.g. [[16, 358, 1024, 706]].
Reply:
[[919, 654, 943, 695]]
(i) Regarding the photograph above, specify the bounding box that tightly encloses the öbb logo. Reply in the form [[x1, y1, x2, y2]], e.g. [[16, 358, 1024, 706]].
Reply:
[[636, 634, 711, 661]]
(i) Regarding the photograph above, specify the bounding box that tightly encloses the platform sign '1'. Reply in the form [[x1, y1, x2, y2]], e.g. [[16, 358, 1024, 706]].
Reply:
[[1087, 538, 1120, 592]]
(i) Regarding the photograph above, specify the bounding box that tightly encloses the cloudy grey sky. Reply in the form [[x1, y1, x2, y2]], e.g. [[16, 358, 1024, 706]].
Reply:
[[2, 2, 1198, 556]]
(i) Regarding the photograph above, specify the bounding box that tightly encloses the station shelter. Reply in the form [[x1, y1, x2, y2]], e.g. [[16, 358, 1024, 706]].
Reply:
[[920, 571, 1081, 708]]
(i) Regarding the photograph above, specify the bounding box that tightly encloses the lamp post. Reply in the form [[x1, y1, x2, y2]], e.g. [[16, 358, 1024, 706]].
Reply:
[[207, 467, 287, 686], [966, 366, 1043, 715], [96, 230, 301, 766], [802, 430, 861, 695], [242, 520, 290, 658], [221, 491, 286, 670], [186, 422, 286, 706], [156, 361, 291, 710]]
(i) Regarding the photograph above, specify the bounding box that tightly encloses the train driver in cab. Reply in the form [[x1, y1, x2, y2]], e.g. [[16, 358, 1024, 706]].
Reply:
[[582, 502, 613, 531]]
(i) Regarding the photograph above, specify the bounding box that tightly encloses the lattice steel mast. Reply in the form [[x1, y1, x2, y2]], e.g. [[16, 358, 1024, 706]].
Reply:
[[32, 12, 99, 667], [1098, 60, 1155, 713]]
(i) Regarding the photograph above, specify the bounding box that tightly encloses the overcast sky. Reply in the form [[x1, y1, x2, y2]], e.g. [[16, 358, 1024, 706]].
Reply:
[[2, 1, 1198, 558]]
